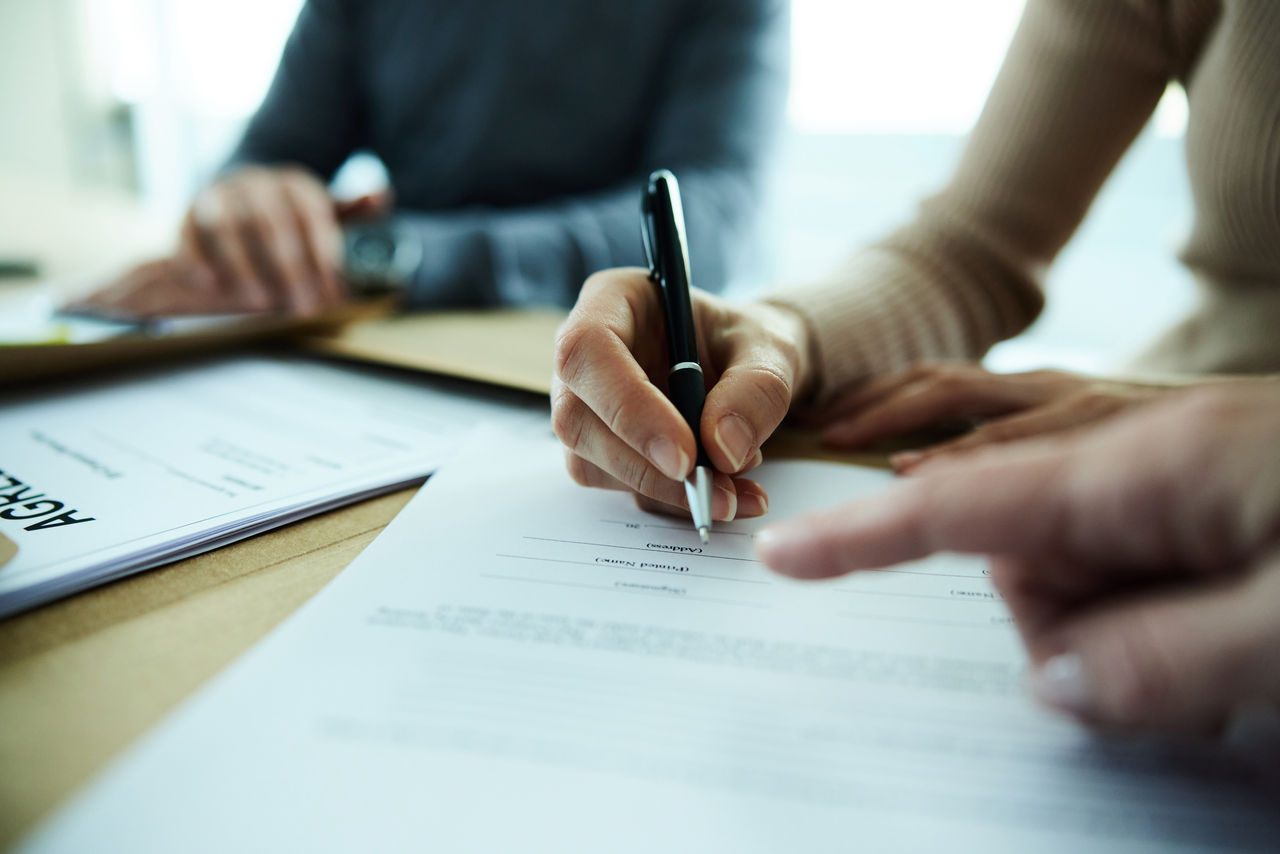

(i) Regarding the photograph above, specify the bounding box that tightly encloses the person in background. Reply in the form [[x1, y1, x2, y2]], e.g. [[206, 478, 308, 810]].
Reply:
[[80, 0, 788, 317], [549, 0, 1280, 523], [758, 379, 1280, 734]]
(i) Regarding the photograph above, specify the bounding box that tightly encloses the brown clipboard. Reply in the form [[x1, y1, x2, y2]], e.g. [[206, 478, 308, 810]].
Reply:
[[299, 308, 564, 395], [0, 297, 396, 389]]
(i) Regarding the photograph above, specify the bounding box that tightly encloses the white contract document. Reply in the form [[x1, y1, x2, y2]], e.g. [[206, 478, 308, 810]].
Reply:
[[0, 356, 543, 616], [18, 432, 1278, 853]]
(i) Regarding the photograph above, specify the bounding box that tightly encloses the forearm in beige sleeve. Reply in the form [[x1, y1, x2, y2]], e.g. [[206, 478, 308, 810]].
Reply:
[[765, 0, 1173, 403]]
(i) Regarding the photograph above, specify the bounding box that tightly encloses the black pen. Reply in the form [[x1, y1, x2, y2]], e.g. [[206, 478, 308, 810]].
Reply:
[[642, 169, 713, 543]]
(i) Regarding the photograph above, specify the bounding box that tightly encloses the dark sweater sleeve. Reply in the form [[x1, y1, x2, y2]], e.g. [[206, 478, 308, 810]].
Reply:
[[226, 0, 362, 180], [398, 0, 789, 309]]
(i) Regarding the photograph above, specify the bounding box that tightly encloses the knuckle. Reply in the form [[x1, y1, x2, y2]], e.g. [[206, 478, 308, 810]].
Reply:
[[582, 267, 646, 297], [772, 337, 803, 380], [281, 165, 318, 188], [621, 455, 665, 499], [272, 232, 305, 266], [552, 323, 606, 387], [564, 452, 594, 488], [604, 388, 654, 442], [758, 326, 803, 385], [214, 208, 247, 242], [616, 454, 650, 494], [301, 197, 335, 226], [1096, 619, 1179, 724], [550, 387, 590, 451], [192, 194, 230, 233], [727, 363, 792, 420], [635, 466, 670, 501], [243, 207, 275, 238], [220, 188, 252, 223], [580, 270, 615, 297], [204, 183, 235, 205], [286, 176, 327, 209]]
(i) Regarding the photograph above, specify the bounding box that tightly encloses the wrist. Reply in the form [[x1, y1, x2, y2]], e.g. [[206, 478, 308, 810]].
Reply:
[[342, 219, 423, 294]]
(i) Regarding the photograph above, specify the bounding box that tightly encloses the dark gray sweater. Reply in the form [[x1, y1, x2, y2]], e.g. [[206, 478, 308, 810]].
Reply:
[[230, 0, 789, 307]]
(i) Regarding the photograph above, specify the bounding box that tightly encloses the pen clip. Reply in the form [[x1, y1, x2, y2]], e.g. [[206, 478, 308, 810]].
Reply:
[[641, 187, 659, 282], [642, 169, 691, 288]]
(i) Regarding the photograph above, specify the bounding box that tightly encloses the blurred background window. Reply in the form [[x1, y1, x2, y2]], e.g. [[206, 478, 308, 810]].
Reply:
[[0, 0, 1194, 371]]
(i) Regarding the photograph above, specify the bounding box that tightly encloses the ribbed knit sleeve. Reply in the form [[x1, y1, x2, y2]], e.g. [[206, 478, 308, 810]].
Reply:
[[763, 0, 1173, 402]]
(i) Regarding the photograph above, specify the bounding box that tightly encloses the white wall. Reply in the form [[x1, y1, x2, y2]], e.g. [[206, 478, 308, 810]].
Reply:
[[0, 0, 78, 187]]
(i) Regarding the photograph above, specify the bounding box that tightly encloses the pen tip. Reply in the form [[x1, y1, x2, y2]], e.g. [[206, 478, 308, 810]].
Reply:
[[698, 527, 709, 544]]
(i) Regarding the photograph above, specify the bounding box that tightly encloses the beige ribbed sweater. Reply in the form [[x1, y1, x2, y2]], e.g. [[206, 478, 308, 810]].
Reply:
[[767, 0, 1280, 402]]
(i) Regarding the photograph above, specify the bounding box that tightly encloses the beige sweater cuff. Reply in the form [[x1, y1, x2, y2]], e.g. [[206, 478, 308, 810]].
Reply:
[[761, 246, 1039, 405]]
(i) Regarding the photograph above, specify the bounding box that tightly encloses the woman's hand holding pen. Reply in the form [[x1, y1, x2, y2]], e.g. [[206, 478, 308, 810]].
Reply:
[[552, 268, 813, 521]]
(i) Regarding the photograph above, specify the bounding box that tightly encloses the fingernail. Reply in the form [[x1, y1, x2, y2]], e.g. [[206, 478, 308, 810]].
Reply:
[[713, 485, 737, 522], [713, 414, 755, 472], [753, 523, 796, 555], [737, 490, 768, 518], [647, 437, 689, 481], [753, 524, 800, 566], [1030, 654, 1093, 716], [890, 451, 926, 473], [743, 448, 764, 473]]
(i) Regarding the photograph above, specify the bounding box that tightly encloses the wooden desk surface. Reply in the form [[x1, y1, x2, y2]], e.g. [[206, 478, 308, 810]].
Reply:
[[0, 489, 415, 847]]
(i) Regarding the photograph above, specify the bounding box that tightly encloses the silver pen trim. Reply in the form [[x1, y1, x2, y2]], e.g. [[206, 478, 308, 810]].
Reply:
[[683, 465, 713, 542]]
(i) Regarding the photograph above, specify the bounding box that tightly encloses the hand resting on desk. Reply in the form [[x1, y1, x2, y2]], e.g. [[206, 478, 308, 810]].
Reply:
[[70, 166, 388, 319]]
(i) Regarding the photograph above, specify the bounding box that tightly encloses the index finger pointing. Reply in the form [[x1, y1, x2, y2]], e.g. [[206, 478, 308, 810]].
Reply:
[[754, 437, 1078, 579]]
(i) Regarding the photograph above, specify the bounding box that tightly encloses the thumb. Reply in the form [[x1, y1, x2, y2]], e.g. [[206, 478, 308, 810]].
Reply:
[[699, 311, 805, 475], [1027, 551, 1280, 732]]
